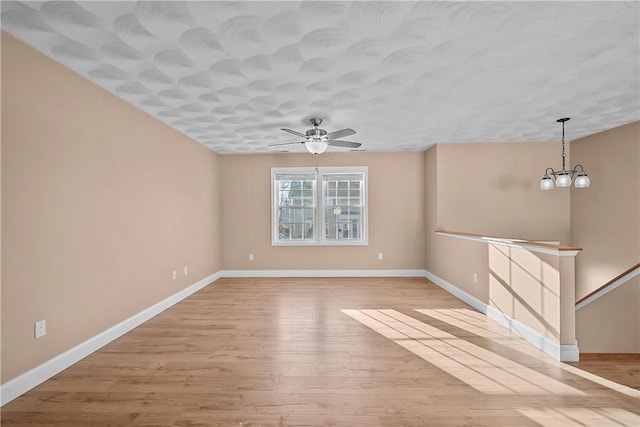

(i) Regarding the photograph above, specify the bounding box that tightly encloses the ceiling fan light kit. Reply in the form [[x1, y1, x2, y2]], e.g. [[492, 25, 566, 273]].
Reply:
[[540, 118, 591, 190], [271, 118, 361, 155], [305, 138, 329, 155], [304, 118, 329, 154]]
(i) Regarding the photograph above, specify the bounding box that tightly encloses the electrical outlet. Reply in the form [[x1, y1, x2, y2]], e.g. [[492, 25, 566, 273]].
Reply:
[[172, 270, 177, 280], [473, 272, 478, 283], [249, 254, 254, 261], [184, 266, 188, 276], [378, 252, 384, 260], [35, 320, 46, 339]]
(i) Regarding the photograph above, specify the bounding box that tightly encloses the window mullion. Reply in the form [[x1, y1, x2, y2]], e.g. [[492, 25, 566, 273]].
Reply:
[[316, 169, 323, 244]]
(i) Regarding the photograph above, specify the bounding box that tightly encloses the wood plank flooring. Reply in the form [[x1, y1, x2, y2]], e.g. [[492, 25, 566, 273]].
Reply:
[[2, 277, 639, 426], [569, 354, 640, 391]]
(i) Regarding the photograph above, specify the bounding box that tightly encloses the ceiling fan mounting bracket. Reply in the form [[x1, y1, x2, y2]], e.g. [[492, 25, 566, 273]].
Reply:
[[310, 117, 323, 127]]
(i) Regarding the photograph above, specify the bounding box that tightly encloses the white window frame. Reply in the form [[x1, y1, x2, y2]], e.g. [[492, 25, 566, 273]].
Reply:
[[271, 166, 368, 246]]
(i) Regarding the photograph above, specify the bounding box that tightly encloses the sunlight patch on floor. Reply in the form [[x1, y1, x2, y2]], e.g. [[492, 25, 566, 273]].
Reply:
[[342, 308, 584, 396], [417, 308, 518, 338], [417, 308, 640, 399], [415, 308, 549, 354], [517, 406, 639, 427]]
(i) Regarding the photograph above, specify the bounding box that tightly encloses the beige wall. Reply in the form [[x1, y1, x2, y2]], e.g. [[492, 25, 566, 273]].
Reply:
[[570, 121, 639, 298], [219, 152, 425, 270], [571, 121, 640, 353], [1, 33, 222, 382], [425, 145, 488, 303], [436, 142, 571, 243], [425, 142, 572, 303], [576, 278, 639, 353], [1, 33, 4, 385], [489, 245, 560, 342], [488, 245, 577, 347]]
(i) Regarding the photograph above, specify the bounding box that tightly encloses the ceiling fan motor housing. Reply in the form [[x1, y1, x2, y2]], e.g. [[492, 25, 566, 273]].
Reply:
[[306, 128, 328, 140]]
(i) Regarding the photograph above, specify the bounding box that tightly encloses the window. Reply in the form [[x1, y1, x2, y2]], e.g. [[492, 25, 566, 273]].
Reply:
[[272, 167, 368, 246]]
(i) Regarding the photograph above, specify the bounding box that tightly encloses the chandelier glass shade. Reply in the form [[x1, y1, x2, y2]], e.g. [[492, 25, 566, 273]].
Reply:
[[540, 118, 590, 190]]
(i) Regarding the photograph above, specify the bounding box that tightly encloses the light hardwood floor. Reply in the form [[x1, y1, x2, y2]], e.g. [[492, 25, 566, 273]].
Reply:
[[2, 277, 638, 426], [569, 354, 640, 391]]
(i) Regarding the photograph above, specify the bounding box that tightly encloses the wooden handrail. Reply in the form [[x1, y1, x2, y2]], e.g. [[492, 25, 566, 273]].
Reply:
[[576, 262, 640, 306], [435, 229, 583, 253]]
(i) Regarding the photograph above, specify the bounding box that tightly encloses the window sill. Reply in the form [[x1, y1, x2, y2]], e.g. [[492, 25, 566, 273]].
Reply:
[[272, 240, 368, 247]]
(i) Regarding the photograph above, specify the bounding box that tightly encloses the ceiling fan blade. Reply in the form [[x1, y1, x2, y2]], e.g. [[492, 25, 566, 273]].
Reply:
[[269, 141, 305, 147], [326, 128, 356, 140], [281, 128, 307, 138], [327, 140, 361, 148]]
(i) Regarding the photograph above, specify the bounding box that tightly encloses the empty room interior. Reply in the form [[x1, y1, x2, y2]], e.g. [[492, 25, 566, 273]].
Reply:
[[1, 1, 639, 426]]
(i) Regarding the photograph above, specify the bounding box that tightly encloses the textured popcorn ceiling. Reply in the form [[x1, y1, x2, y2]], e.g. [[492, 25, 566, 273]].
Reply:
[[2, 1, 639, 154]]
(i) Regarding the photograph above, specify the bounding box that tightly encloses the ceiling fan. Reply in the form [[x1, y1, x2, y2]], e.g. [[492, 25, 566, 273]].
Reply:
[[270, 118, 361, 154]]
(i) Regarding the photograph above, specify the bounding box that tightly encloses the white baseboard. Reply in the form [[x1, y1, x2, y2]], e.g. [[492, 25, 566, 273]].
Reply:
[[560, 344, 580, 362], [424, 270, 488, 314], [486, 306, 579, 361], [425, 270, 578, 362], [220, 269, 428, 278], [0, 271, 222, 406]]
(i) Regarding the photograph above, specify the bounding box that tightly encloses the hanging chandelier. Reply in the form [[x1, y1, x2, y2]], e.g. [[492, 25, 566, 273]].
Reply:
[[540, 118, 590, 190]]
